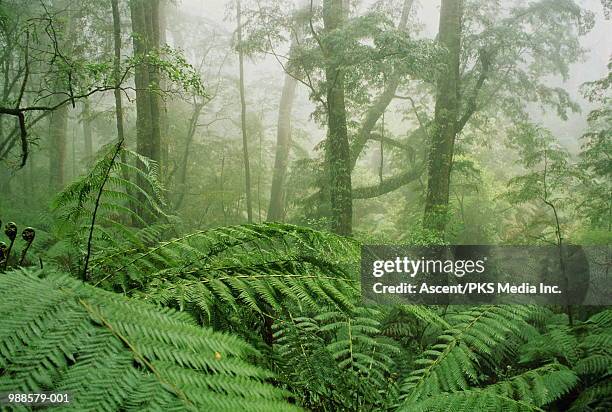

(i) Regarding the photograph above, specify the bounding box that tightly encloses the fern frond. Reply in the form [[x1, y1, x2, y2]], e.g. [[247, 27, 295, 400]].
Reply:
[[317, 307, 401, 380], [50, 144, 168, 268], [405, 390, 544, 412], [399, 305, 535, 403], [0, 269, 300, 411], [519, 324, 579, 365], [92, 223, 360, 318], [569, 380, 612, 412], [403, 364, 577, 412]]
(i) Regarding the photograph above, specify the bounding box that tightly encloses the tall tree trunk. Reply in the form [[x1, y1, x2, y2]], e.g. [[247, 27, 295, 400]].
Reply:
[[146, 0, 162, 165], [111, 0, 125, 145], [175, 101, 204, 210], [130, 0, 152, 161], [158, 0, 170, 178], [423, 0, 463, 234], [130, 0, 162, 224], [323, 0, 352, 235], [49, 102, 68, 189], [81, 98, 93, 161], [236, 0, 253, 223], [129, 0, 161, 164], [48, 4, 74, 190], [267, 68, 297, 221]]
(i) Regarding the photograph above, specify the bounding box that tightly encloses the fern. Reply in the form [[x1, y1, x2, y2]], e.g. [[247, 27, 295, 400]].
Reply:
[[404, 363, 580, 412], [515, 308, 612, 412], [316, 307, 401, 380], [0, 269, 300, 411], [271, 306, 403, 410], [50, 144, 168, 270], [90, 223, 360, 319], [399, 305, 535, 404]]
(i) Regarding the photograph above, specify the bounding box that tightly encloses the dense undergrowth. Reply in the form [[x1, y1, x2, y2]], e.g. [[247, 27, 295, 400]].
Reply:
[[0, 147, 610, 411]]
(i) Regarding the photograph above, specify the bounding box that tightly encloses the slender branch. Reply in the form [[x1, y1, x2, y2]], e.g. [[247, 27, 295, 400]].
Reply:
[[395, 94, 431, 141], [309, 0, 324, 52], [0, 64, 133, 166], [455, 50, 491, 134]]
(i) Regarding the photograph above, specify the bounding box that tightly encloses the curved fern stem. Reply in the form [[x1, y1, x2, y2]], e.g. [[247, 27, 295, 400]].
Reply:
[[83, 139, 124, 280]]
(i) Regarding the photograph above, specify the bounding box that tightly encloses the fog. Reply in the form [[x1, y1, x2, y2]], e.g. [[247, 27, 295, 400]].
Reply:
[[173, 0, 610, 152]]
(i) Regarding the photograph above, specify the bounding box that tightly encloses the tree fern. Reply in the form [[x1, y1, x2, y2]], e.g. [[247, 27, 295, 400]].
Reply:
[[50, 144, 168, 270], [316, 307, 401, 380], [0, 269, 300, 411], [90, 223, 360, 319], [406, 362, 580, 412], [514, 308, 612, 412], [399, 305, 536, 404], [271, 306, 403, 410], [569, 309, 612, 411]]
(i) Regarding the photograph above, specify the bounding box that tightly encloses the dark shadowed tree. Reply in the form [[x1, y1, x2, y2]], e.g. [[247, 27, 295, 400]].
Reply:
[[423, 0, 463, 234], [323, 0, 352, 235], [130, 0, 162, 165]]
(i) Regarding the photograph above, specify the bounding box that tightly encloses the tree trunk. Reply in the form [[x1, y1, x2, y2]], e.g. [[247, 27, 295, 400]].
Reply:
[[49, 102, 68, 189], [48, 4, 74, 190], [111, 0, 125, 145], [267, 68, 297, 221], [323, 0, 352, 235], [175, 101, 204, 210], [147, 0, 162, 166], [158, 0, 170, 178], [129, 0, 161, 164], [423, 0, 463, 234], [236, 0, 253, 223], [81, 98, 93, 161]]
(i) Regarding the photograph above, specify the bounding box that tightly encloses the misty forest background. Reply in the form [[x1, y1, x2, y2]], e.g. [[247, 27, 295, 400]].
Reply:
[[0, 0, 610, 411]]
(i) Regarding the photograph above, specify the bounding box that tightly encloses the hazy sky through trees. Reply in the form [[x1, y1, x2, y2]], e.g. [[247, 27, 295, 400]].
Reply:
[[176, 0, 610, 152]]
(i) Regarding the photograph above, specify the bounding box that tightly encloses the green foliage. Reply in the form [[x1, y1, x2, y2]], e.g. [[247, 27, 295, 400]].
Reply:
[[0, 268, 300, 411], [399, 305, 536, 404], [405, 364, 578, 412], [241, 0, 442, 122], [90, 222, 360, 320], [272, 306, 402, 411], [54, 144, 165, 228], [1, 2, 610, 412], [50, 143, 167, 271], [504, 123, 577, 244], [519, 309, 612, 412], [144, 45, 208, 97], [577, 59, 611, 230]]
